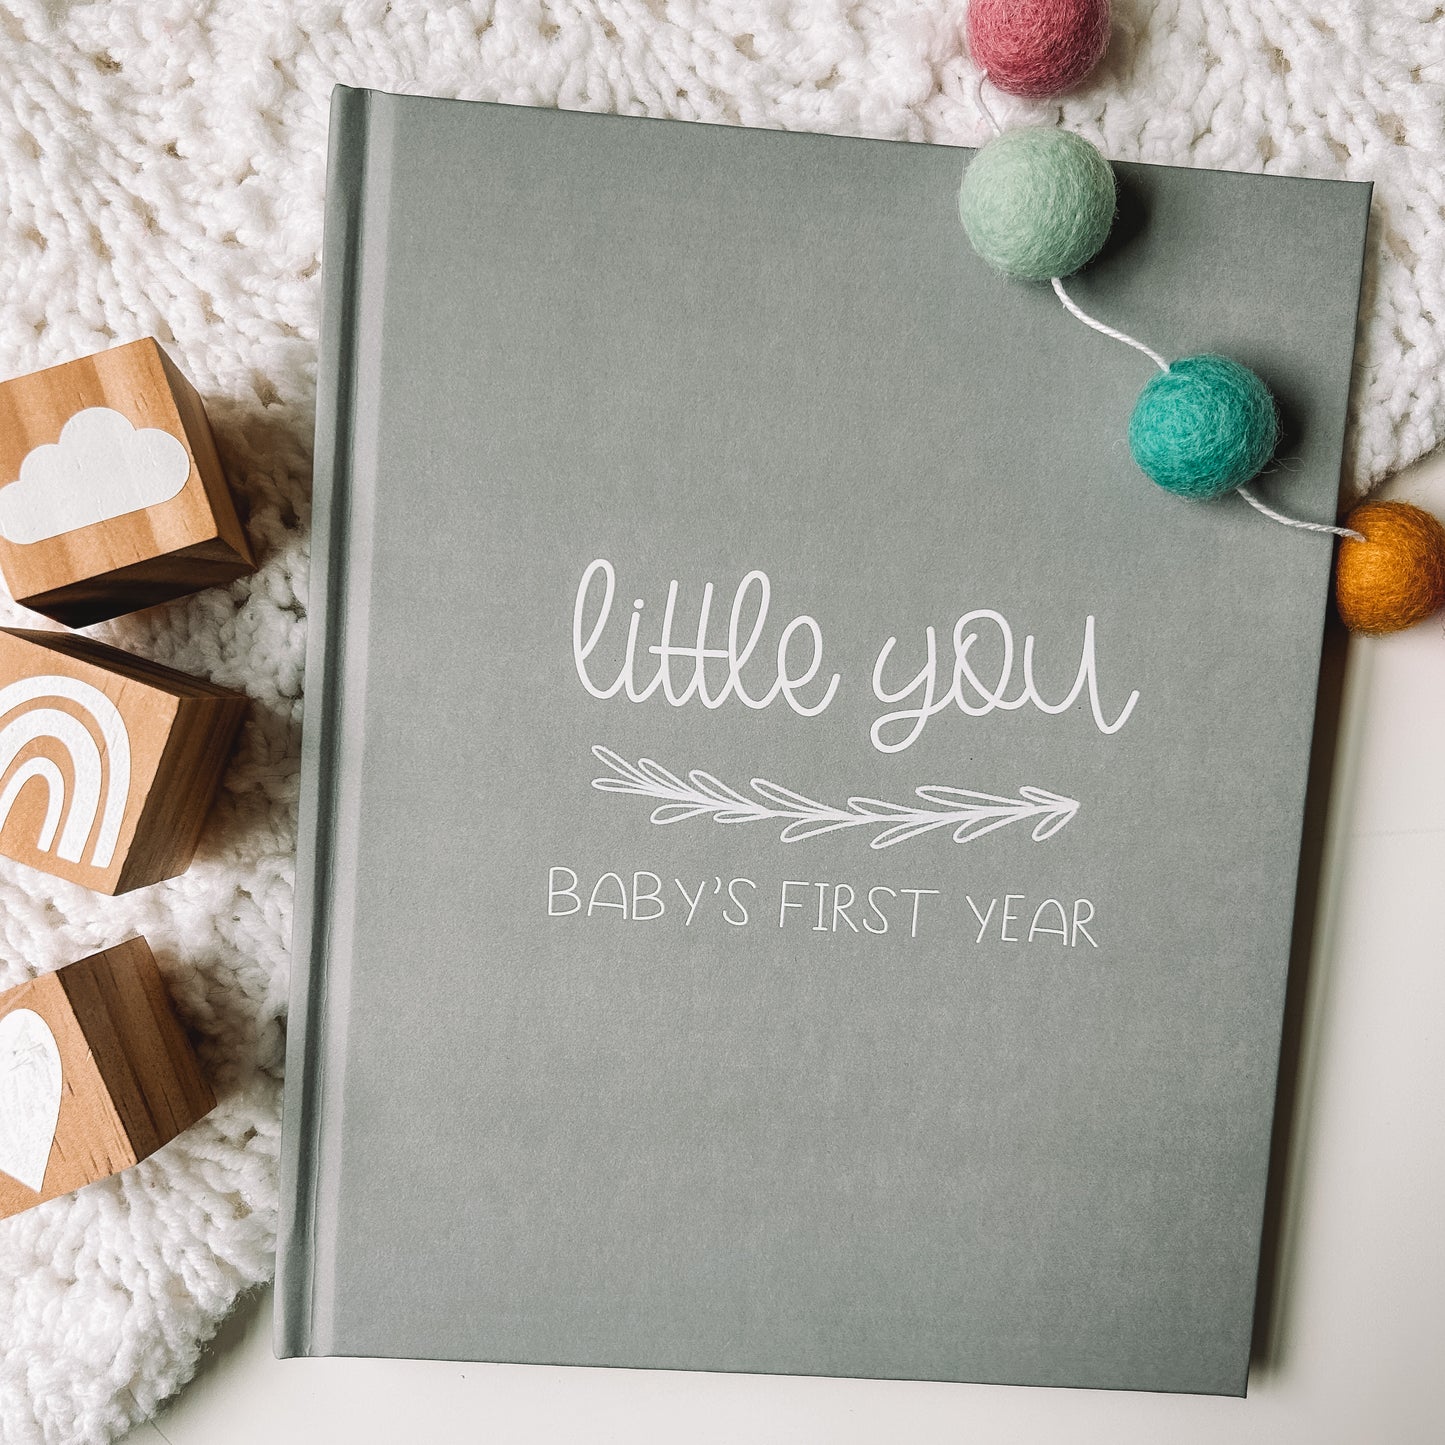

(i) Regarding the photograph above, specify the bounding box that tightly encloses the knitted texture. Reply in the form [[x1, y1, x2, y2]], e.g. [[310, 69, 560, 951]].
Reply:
[[1335, 500, 1445, 634], [960, 128, 1116, 278], [1129, 354, 1279, 497], [0, 1, 1442, 1440], [967, 0, 1112, 98]]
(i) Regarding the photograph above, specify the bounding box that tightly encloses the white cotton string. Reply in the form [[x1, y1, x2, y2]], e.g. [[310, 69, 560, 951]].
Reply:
[[1048, 280, 1359, 542], [973, 70, 1004, 138], [1237, 484, 1365, 540], [1050, 277, 1170, 373]]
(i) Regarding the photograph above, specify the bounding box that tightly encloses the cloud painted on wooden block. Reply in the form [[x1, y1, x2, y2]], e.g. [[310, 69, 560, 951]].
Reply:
[[0, 407, 191, 544]]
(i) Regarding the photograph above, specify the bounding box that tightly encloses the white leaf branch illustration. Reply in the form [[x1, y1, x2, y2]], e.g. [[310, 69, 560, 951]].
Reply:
[[590, 746, 1079, 850]]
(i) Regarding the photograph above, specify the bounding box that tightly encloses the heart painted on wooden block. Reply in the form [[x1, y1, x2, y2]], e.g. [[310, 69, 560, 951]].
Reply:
[[0, 1008, 62, 1192]]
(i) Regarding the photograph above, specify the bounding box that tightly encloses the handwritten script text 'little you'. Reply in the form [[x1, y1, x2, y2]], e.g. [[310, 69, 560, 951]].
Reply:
[[572, 560, 1140, 750]]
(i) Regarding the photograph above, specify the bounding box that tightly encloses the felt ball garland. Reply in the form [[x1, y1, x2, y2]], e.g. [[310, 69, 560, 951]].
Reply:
[[959, 127, 1115, 279], [1128, 356, 1279, 500], [1335, 501, 1445, 635], [966, 0, 1110, 98], [959, 0, 1445, 635]]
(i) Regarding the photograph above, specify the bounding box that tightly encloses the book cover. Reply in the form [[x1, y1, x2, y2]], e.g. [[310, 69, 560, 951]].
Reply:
[[277, 84, 1371, 1394]]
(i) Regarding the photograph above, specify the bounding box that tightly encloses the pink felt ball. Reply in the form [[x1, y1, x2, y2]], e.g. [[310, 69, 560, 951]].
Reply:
[[967, 0, 1111, 98]]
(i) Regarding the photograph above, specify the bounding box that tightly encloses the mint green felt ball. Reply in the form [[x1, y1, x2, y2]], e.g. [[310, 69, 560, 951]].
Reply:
[[959, 128, 1116, 281], [1128, 355, 1280, 499]]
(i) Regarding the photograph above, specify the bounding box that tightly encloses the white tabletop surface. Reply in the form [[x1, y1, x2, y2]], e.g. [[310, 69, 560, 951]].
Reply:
[[133, 452, 1445, 1445]]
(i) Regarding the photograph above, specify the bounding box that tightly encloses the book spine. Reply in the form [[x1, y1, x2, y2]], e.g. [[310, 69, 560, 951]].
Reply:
[[274, 83, 375, 1359]]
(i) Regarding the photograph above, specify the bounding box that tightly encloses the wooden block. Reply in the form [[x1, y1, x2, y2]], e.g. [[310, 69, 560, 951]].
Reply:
[[0, 628, 246, 894], [0, 338, 256, 626], [0, 937, 215, 1220]]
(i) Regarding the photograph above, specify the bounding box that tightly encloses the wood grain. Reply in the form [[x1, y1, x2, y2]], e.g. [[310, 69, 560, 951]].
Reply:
[[0, 338, 255, 625], [0, 938, 215, 1220], [0, 628, 247, 894]]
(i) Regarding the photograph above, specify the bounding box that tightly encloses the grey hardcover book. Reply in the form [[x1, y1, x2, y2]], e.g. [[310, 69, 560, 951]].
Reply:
[[277, 84, 1371, 1394]]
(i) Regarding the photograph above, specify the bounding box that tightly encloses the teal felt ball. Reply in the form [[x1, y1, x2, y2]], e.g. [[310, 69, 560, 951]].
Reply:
[[1128, 355, 1280, 499], [959, 128, 1116, 281]]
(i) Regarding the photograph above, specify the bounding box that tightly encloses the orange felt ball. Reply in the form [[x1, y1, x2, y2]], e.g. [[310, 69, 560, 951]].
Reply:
[[1335, 500, 1445, 634]]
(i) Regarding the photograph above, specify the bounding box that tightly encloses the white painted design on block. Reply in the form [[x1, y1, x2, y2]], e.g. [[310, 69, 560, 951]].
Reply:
[[0, 406, 191, 544], [0, 758, 65, 852], [592, 746, 1079, 849], [0, 676, 132, 869], [0, 1009, 62, 1193]]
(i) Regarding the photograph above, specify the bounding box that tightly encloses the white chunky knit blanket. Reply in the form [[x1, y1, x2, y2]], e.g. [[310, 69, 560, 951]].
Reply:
[[0, 1, 1441, 1439]]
